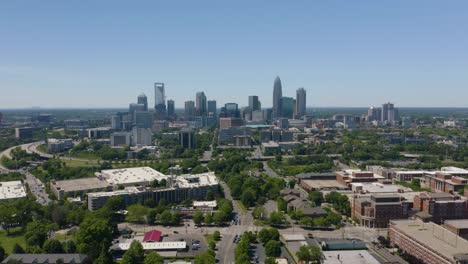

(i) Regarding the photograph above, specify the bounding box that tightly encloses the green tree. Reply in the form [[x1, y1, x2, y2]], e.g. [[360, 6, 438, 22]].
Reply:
[[258, 227, 280, 245], [0, 245, 5, 262], [288, 179, 296, 188], [12, 243, 25, 253], [76, 216, 112, 259], [269, 211, 285, 226], [241, 188, 256, 207], [25, 221, 56, 247], [157, 210, 173, 225], [265, 240, 281, 257], [43, 239, 64, 253], [252, 206, 267, 220], [204, 213, 213, 224], [213, 230, 221, 241], [308, 191, 324, 206], [296, 245, 322, 264], [63, 240, 76, 253], [265, 257, 277, 264], [121, 240, 144, 264], [93, 243, 114, 264], [276, 197, 287, 212], [193, 210, 204, 225], [144, 252, 164, 264]]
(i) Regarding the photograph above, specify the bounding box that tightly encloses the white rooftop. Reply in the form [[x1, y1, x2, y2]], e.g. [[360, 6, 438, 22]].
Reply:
[[282, 234, 306, 242], [441, 166, 468, 174], [100, 167, 168, 186], [351, 182, 411, 193], [322, 250, 380, 264], [175, 172, 219, 188], [112, 241, 186, 251], [0, 181, 27, 200], [193, 200, 217, 208]]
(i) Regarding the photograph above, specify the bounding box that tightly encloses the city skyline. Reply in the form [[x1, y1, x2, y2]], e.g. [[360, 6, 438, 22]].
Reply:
[[1, 1, 468, 108]]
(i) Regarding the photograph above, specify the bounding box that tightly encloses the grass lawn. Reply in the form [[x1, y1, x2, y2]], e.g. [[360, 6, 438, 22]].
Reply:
[[62, 159, 99, 167], [36, 144, 48, 153], [0, 228, 27, 254]]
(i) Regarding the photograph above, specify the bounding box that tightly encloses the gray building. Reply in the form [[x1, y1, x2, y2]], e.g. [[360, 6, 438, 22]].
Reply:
[[272, 76, 283, 118], [134, 111, 153, 129], [184, 100, 195, 121], [195, 91, 207, 116], [207, 100, 217, 116], [167, 99, 175, 118], [137, 93, 148, 111], [132, 127, 152, 146], [64, 119, 89, 129], [111, 132, 132, 147], [248, 95, 261, 111], [280, 97, 294, 119], [179, 128, 196, 149], [15, 127, 34, 139], [295, 88, 306, 118]]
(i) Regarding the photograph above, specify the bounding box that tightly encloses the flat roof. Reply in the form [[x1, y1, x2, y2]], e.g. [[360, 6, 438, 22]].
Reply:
[[322, 250, 380, 264], [282, 234, 306, 241], [441, 167, 468, 173], [175, 172, 219, 188], [0, 181, 27, 200], [100, 167, 168, 186], [301, 179, 347, 189], [111, 241, 186, 251], [52, 177, 110, 192], [390, 220, 468, 260], [193, 200, 217, 208], [444, 220, 468, 229], [351, 182, 411, 193]]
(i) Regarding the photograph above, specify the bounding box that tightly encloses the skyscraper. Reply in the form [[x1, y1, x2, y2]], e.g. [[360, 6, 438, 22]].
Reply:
[[154, 83, 166, 117], [137, 93, 148, 111], [195, 92, 207, 116], [272, 76, 283, 118], [295, 88, 306, 118], [207, 100, 217, 116], [382, 102, 396, 123], [280, 97, 294, 119], [248, 96, 261, 111], [184, 100, 195, 121], [167, 99, 175, 118]]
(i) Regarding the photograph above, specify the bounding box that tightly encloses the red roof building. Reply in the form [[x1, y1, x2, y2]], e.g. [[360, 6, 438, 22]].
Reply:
[[143, 230, 162, 242]]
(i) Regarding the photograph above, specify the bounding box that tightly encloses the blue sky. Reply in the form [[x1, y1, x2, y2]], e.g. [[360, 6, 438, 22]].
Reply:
[[0, 1, 467, 108]]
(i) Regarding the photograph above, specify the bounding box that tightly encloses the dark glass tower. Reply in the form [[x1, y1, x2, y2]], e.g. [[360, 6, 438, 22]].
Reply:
[[272, 76, 282, 118]]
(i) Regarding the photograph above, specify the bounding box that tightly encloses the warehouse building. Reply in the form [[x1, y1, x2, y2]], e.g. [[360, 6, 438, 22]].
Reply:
[[0, 181, 27, 201]]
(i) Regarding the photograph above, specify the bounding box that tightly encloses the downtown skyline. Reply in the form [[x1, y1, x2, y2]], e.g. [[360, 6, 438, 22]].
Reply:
[[1, 1, 468, 108]]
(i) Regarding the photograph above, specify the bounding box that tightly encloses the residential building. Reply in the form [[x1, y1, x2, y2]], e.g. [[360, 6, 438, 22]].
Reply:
[[351, 194, 410, 228], [389, 219, 468, 264]]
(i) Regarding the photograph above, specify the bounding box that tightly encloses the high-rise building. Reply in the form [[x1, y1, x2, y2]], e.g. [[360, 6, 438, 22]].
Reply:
[[137, 94, 148, 111], [248, 96, 261, 112], [179, 128, 196, 149], [367, 106, 381, 122], [132, 127, 153, 146], [272, 76, 283, 118], [154, 82, 166, 117], [195, 92, 207, 116], [134, 111, 153, 129], [280, 97, 294, 119], [382, 102, 397, 123], [220, 103, 239, 118], [295, 88, 306, 118], [184, 100, 195, 121], [167, 99, 175, 118], [207, 100, 217, 116]]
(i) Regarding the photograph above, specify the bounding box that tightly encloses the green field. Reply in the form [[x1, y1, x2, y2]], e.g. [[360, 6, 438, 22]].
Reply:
[[62, 159, 99, 167], [0, 228, 27, 254]]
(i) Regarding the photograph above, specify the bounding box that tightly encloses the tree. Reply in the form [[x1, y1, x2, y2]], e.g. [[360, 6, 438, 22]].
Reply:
[[63, 240, 76, 253], [126, 204, 149, 223], [157, 210, 173, 225], [296, 245, 322, 264], [265, 240, 281, 257], [93, 244, 113, 264], [144, 252, 164, 264], [252, 206, 267, 220], [204, 213, 213, 224], [213, 230, 221, 241], [276, 197, 287, 212], [258, 227, 280, 245], [76, 216, 112, 259], [269, 211, 285, 226], [308, 191, 324, 206], [241, 188, 256, 208], [208, 240, 216, 250], [12, 243, 25, 253], [288, 179, 296, 189], [0, 245, 5, 262], [193, 210, 204, 225], [121, 240, 144, 264], [103, 196, 125, 211], [43, 239, 64, 253], [265, 257, 277, 264], [25, 221, 56, 247]]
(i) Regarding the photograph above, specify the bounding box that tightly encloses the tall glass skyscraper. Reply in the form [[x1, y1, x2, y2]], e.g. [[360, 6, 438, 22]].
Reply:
[[207, 100, 217, 116], [272, 76, 282, 118], [167, 99, 175, 118], [184, 100, 195, 121], [195, 92, 207, 116], [137, 93, 148, 111], [248, 95, 261, 111], [295, 88, 306, 118]]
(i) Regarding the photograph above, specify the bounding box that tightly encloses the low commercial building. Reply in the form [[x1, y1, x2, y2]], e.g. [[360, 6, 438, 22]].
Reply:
[[336, 170, 385, 187], [420, 172, 467, 194], [298, 173, 347, 191], [322, 250, 380, 264], [111, 132, 132, 147], [88, 172, 219, 210], [0, 181, 27, 201], [444, 220, 468, 241], [350, 182, 410, 194], [98, 167, 168, 187], [441, 167, 468, 177], [50, 178, 112, 200], [47, 138, 73, 153], [389, 219, 468, 264], [15, 127, 33, 139], [261, 141, 280, 154], [393, 170, 425, 182], [88, 127, 112, 138], [413, 192, 468, 224], [64, 119, 89, 129], [351, 194, 410, 228]]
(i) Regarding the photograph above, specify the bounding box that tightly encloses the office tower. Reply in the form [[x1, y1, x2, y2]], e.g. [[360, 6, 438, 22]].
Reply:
[[221, 103, 240, 118], [111, 132, 132, 147], [248, 96, 261, 111], [382, 102, 396, 123], [132, 127, 153, 146], [179, 128, 196, 149], [154, 82, 166, 118], [184, 100, 195, 121], [272, 76, 283, 118], [295, 88, 306, 118], [207, 100, 217, 116], [167, 99, 175, 118], [195, 92, 207, 116], [135, 111, 153, 129], [280, 97, 294, 119], [137, 93, 148, 111], [0, 112, 3, 124], [111, 116, 122, 130], [129, 103, 146, 123]]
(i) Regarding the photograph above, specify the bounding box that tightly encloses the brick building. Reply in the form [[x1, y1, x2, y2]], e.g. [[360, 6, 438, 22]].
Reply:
[[413, 192, 468, 224], [389, 219, 468, 264], [336, 170, 384, 187], [420, 172, 467, 194], [444, 220, 468, 241], [351, 194, 410, 228]]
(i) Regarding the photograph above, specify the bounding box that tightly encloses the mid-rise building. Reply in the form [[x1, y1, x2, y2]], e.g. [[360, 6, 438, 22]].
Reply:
[[248, 96, 261, 112], [132, 127, 152, 146], [134, 111, 153, 129], [352, 194, 410, 228], [220, 103, 239, 118], [15, 127, 34, 139], [413, 192, 468, 223], [137, 93, 148, 111], [420, 172, 468, 194], [47, 138, 74, 153], [64, 119, 89, 129], [88, 127, 112, 138], [336, 170, 385, 186], [219, 117, 244, 129], [218, 127, 252, 145], [0, 181, 27, 201], [111, 132, 132, 147], [389, 219, 468, 264], [179, 128, 196, 149]]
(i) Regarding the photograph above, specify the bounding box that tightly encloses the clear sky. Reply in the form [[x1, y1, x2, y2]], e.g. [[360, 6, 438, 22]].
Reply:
[[0, 1, 467, 108]]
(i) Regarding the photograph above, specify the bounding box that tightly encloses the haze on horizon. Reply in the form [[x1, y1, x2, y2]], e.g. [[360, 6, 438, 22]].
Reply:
[[0, 1, 467, 109]]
